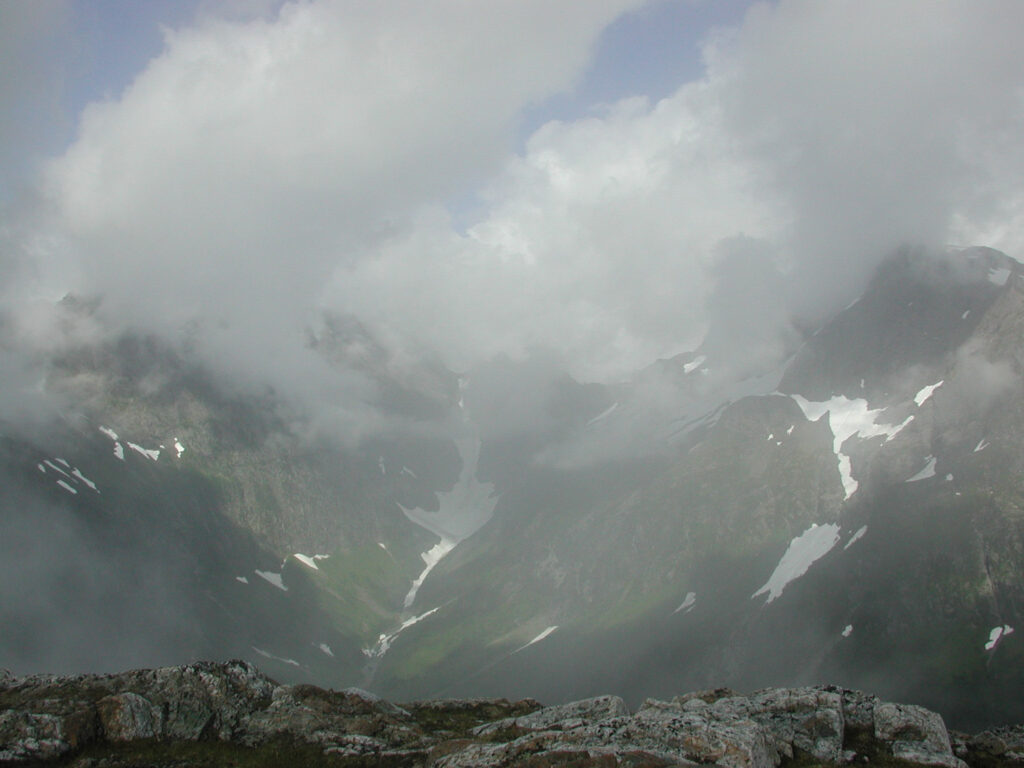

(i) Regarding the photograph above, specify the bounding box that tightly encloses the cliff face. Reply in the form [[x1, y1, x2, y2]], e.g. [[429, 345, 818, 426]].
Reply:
[[2, 661, 1022, 768]]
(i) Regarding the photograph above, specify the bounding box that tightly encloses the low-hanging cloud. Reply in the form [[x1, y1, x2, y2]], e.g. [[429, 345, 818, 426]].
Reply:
[[3, 0, 1023, 432]]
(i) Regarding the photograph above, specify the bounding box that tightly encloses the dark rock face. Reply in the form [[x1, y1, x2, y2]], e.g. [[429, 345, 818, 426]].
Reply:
[[0, 661, 1016, 767]]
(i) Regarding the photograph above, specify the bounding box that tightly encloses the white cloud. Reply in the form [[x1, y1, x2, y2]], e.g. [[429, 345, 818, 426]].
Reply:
[[5, 0, 1023, 424], [40, 0, 640, 352]]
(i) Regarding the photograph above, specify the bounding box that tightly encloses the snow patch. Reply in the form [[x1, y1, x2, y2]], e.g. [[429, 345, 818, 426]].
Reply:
[[683, 355, 707, 374], [514, 625, 559, 653], [844, 526, 868, 550], [988, 267, 1011, 286], [401, 432, 497, 608], [753, 523, 841, 604], [906, 456, 937, 483], [786, 425, 794, 435], [127, 442, 160, 461], [974, 439, 990, 453], [961, 310, 971, 319], [44, 460, 70, 477], [791, 395, 913, 500], [378, 456, 386, 475], [377, 542, 388, 551], [37, 463, 45, 473], [400, 466, 418, 479], [173, 439, 185, 458], [71, 468, 99, 492], [586, 401, 619, 426], [842, 625, 853, 638], [235, 576, 249, 584], [317, 643, 334, 657], [673, 592, 697, 615], [914, 380, 944, 407], [293, 553, 328, 570], [404, 539, 455, 608], [99, 426, 119, 441], [254, 570, 287, 591], [56, 479, 77, 495], [364, 606, 441, 658], [985, 625, 1015, 651], [113, 442, 125, 461]]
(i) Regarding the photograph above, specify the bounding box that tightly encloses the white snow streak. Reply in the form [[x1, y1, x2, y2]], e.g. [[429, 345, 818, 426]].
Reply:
[[586, 401, 620, 426], [844, 526, 868, 550], [99, 426, 119, 441], [174, 438, 185, 458], [127, 442, 160, 461], [56, 479, 77, 495], [364, 606, 441, 658], [254, 570, 287, 591], [293, 553, 329, 570], [672, 592, 697, 615], [44, 460, 70, 476], [753, 523, 841, 604], [113, 442, 125, 460], [914, 380, 944, 407], [974, 439, 990, 453], [318, 642, 334, 657], [842, 625, 853, 638], [906, 457, 937, 483], [514, 625, 559, 653], [235, 576, 249, 584], [985, 625, 1015, 651], [71, 468, 99, 492], [404, 539, 455, 608], [683, 355, 707, 374]]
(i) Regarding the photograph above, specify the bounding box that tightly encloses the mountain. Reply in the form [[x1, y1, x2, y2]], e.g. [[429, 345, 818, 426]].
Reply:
[[1, 246, 1023, 731], [369, 246, 1024, 730]]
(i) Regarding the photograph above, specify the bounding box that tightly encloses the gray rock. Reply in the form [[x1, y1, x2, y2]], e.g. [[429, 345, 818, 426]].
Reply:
[[95, 692, 161, 741], [0, 710, 69, 763], [715, 687, 844, 762], [471, 694, 629, 737], [874, 701, 967, 768]]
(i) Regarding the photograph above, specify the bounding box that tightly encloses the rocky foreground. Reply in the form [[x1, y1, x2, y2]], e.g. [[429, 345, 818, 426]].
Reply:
[[2, 661, 1023, 767]]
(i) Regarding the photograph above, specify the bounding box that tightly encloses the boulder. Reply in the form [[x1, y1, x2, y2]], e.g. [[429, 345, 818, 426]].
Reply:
[[874, 701, 967, 768]]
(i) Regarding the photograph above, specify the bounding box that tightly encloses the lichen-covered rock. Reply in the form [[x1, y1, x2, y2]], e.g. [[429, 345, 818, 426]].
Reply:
[[0, 663, 1011, 767], [710, 687, 845, 762], [969, 724, 1024, 759], [0, 710, 68, 763], [95, 692, 161, 741], [239, 683, 421, 754], [472, 695, 629, 737], [874, 701, 967, 768]]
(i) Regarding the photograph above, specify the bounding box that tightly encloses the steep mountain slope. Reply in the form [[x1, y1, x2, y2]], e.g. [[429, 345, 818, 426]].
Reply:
[[371, 247, 1024, 730], [3, 246, 1023, 731], [0, 309, 467, 688]]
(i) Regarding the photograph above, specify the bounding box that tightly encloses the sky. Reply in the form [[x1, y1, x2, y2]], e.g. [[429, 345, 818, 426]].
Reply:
[[2, 0, 1024, 435]]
